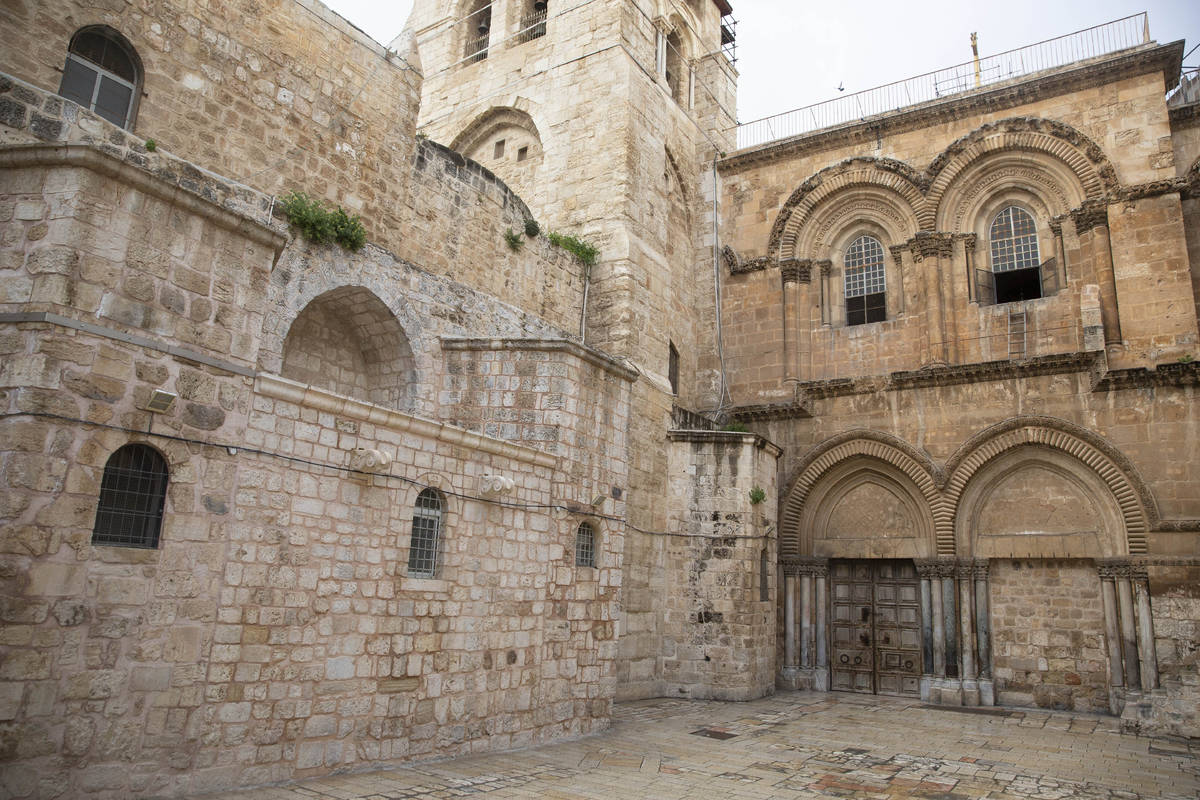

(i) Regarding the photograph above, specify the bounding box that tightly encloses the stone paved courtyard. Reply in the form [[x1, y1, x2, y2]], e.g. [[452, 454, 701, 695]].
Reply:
[[185, 692, 1200, 800]]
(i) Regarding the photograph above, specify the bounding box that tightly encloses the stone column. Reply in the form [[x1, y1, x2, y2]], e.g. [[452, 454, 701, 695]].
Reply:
[[1049, 217, 1068, 290], [780, 260, 802, 389], [814, 562, 829, 689], [929, 567, 945, 678], [956, 563, 975, 681], [1072, 202, 1122, 353], [818, 260, 832, 327], [783, 562, 798, 668], [799, 569, 813, 669], [909, 233, 954, 364], [972, 561, 990, 678], [1133, 571, 1158, 691], [940, 567, 958, 679], [918, 566, 934, 676], [1116, 572, 1141, 690], [888, 244, 908, 314], [1098, 566, 1125, 693], [957, 234, 978, 303]]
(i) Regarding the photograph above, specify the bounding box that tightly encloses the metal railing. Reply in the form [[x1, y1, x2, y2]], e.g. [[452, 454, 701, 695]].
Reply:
[[734, 13, 1151, 150], [518, 9, 548, 43]]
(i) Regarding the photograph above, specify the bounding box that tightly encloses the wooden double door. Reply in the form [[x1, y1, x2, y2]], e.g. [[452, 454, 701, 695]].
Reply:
[[830, 560, 922, 697]]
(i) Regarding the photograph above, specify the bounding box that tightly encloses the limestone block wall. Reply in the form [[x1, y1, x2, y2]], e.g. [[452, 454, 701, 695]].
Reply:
[[989, 559, 1110, 713], [716, 48, 1198, 400], [1134, 564, 1200, 737], [0, 0, 422, 257], [658, 432, 779, 701]]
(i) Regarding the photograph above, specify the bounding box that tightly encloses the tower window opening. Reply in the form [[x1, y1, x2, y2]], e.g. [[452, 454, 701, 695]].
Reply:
[[575, 521, 596, 568], [668, 341, 680, 395], [92, 444, 168, 548], [517, 146, 529, 162], [519, 0, 548, 43], [407, 488, 445, 578], [494, 139, 505, 159], [463, 1, 491, 63]]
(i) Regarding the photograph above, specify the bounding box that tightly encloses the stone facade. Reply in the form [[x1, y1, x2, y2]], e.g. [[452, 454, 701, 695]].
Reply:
[[1, 1, 1199, 798]]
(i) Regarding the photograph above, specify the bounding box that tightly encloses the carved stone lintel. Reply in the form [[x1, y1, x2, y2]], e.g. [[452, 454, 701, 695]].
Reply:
[[1098, 560, 1148, 581], [1071, 199, 1109, 235], [796, 558, 829, 577], [907, 232, 954, 262], [779, 258, 812, 284], [731, 256, 771, 275]]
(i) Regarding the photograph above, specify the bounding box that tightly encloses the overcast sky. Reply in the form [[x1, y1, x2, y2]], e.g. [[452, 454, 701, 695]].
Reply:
[[326, 0, 1198, 124]]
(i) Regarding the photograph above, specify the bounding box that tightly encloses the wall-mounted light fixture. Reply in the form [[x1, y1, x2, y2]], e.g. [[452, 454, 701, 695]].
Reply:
[[145, 389, 177, 413]]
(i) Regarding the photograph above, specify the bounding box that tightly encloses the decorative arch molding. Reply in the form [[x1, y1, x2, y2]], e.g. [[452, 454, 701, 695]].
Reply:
[[769, 157, 927, 258], [926, 117, 1116, 215], [944, 417, 1155, 554], [449, 105, 544, 158], [765, 118, 1119, 256], [796, 187, 919, 259], [779, 430, 944, 559]]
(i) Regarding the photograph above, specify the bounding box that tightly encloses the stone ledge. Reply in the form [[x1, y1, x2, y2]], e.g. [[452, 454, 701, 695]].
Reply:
[[255, 373, 557, 469], [440, 337, 639, 382], [666, 429, 783, 458]]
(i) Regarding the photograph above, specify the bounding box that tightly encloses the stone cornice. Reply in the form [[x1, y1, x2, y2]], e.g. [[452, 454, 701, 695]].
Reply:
[[666, 429, 784, 458], [1093, 361, 1200, 391], [719, 43, 1184, 173], [730, 256, 771, 275], [439, 337, 639, 382], [890, 352, 1101, 390]]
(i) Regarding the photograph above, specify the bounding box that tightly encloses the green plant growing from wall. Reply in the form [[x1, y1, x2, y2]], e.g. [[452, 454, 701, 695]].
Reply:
[[547, 231, 598, 266], [280, 191, 366, 251], [504, 229, 524, 251], [144, 138, 157, 152], [749, 486, 766, 505], [722, 422, 748, 433], [524, 218, 540, 237]]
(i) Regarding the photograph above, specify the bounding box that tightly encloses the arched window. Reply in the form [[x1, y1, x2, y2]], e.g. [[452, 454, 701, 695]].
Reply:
[[463, 0, 491, 63], [519, 0, 547, 43], [665, 30, 686, 105], [407, 488, 444, 577], [844, 235, 886, 325], [987, 205, 1046, 304], [92, 444, 168, 548], [59, 27, 141, 129], [575, 521, 595, 568]]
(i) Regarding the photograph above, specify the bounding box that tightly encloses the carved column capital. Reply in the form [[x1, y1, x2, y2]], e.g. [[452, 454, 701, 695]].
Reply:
[[796, 558, 829, 577], [954, 232, 978, 251], [971, 559, 990, 580], [1048, 215, 1067, 236], [915, 558, 957, 579], [1098, 559, 1148, 581], [1071, 200, 1109, 235], [907, 232, 954, 262], [781, 559, 803, 577], [780, 258, 812, 284], [817, 259, 832, 277], [888, 244, 908, 262]]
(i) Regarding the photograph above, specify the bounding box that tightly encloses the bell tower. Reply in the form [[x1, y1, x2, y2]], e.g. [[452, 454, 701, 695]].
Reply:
[[402, 1, 764, 702]]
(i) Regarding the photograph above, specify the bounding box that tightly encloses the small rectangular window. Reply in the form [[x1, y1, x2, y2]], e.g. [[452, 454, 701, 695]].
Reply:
[[494, 139, 505, 159], [668, 341, 679, 395], [517, 146, 529, 162]]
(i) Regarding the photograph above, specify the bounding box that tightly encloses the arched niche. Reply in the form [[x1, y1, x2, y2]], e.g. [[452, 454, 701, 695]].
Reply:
[[936, 150, 1085, 235], [955, 447, 1126, 558], [281, 286, 417, 412], [450, 106, 543, 199], [799, 458, 936, 560]]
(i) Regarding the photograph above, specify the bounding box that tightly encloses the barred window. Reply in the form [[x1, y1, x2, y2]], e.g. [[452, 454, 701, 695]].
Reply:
[[407, 488, 444, 578], [844, 235, 886, 325], [989, 206, 1040, 273], [575, 521, 595, 568], [92, 444, 168, 548], [59, 27, 141, 129]]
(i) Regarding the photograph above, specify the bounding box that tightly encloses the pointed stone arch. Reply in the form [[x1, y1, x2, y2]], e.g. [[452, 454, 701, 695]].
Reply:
[[280, 286, 418, 413], [780, 430, 945, 559], [768, 157, 927, 258], [927, 118, 1117, 229], [944, 417, 1155, 555], [449, 105, 543, 158]]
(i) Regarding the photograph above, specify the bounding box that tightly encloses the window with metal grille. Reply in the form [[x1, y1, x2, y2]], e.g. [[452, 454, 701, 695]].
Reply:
[[518, 0, 547, 43], [985, 206, 1048, 304], [575, 521, 595, 568], [407, 488, 444, 578], [844, 235, 886, 325], [92, 444, 168, 548], [462, 1, 491, 63], [58, 27, 141, 129]]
